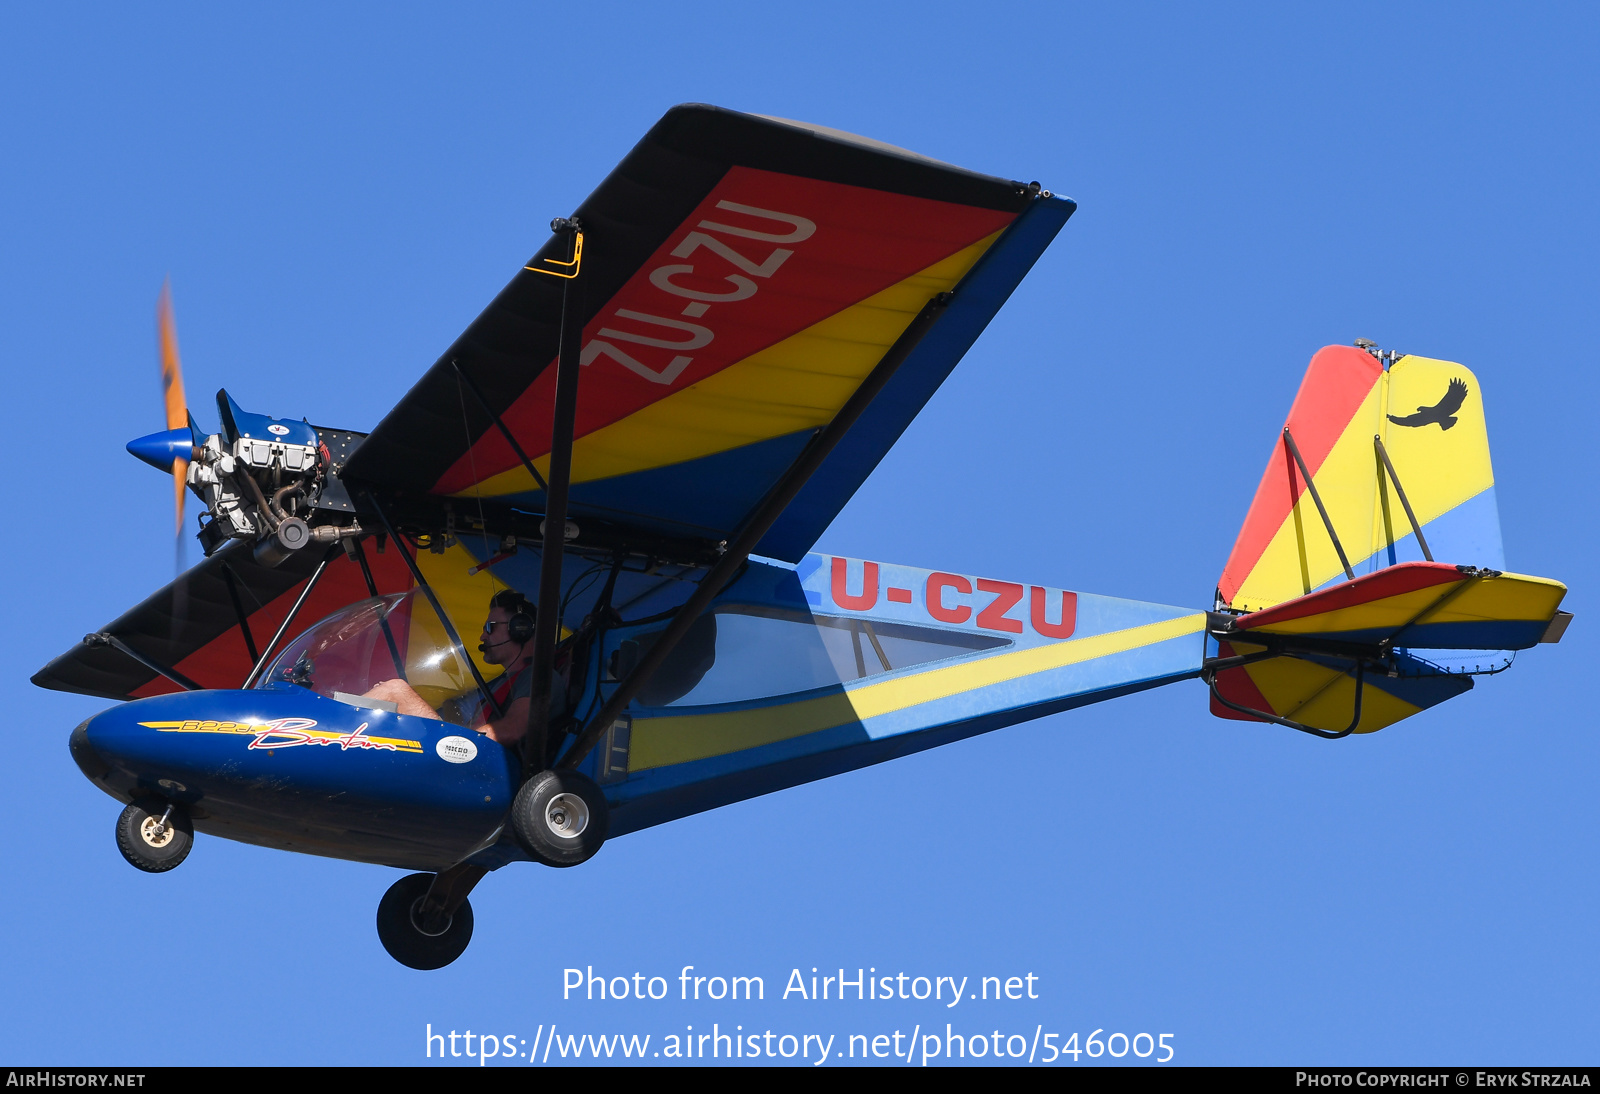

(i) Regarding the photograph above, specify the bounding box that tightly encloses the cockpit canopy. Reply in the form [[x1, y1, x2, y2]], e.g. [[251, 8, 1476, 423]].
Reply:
[[256, 591, 481, 721]]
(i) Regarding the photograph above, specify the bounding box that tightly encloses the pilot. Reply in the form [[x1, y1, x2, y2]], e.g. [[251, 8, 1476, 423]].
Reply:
[[363, 589, 563, 746]]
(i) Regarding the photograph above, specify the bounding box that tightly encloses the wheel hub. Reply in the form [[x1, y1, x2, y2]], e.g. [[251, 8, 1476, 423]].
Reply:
[[545, 792, 589, 838], [408, 897, 453, 938], [140, 816, 174, 848]]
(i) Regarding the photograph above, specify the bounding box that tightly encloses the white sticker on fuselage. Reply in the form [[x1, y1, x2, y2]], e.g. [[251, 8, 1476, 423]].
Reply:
[[436, 735, 479, 764]]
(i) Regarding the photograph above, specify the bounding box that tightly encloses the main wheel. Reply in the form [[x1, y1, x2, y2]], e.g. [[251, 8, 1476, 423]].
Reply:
[[115, 799, 193, 873], [510, 769, 609, 867], [375, 872, 475, 970]]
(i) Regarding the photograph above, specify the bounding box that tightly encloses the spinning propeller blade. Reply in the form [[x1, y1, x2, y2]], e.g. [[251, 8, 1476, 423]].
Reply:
[[156, 280, 189, 539]]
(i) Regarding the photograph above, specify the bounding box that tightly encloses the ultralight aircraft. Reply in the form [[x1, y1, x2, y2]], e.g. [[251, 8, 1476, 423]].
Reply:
[[35, 105, 1572, 969]]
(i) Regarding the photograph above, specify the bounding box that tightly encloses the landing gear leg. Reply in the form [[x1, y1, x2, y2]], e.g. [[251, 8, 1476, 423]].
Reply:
[[375, 863, 486, 970], [115, 798, 193, 873]]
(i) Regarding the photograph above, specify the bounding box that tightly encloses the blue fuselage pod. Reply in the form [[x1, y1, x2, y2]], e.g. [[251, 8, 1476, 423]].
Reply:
[[69, 686, 517, 871]]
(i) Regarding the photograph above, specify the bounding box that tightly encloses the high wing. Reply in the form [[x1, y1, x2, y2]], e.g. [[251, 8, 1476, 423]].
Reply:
[[341, 105, 1074, 560], [37, 106, 1071, 703], [33, 538, 408, 701], [33, 505, 588, 702]]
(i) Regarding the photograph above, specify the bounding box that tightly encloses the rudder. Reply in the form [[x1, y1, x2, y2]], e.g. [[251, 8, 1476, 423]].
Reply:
[[1218, 345, 1502, 614]]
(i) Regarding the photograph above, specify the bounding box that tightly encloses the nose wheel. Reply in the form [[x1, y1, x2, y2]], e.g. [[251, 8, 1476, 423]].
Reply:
[[376, 872, 476, 970], [115, 798, 193, 873]]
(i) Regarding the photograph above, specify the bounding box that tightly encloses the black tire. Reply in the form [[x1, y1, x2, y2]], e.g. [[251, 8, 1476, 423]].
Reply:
[[375, 872, 474, 970], [115, 799, 193, 873], [511, 769, 609, 867]]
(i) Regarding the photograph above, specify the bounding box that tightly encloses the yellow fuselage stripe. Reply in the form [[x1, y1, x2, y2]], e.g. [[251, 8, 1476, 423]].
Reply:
[[139, 721, 424, 752], [630, 613, 1206, 771]]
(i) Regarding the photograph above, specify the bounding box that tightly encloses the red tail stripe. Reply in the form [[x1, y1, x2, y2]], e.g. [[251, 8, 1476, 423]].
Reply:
[[1218, 346, 1383, 603], [1209, 641, 1278, 721], [1233, 561, 1462, 631]]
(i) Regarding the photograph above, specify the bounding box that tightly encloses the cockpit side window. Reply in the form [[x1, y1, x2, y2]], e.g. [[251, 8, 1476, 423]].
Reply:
[[618, 605, 1009, 709]]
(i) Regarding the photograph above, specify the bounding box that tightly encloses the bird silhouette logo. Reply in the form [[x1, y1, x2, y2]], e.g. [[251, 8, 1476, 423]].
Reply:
[[1387, 378, 1469, 431]]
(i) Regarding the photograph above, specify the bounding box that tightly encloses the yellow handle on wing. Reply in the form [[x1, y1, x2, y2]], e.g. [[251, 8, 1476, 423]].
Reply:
[[524, 231, 583, 280]]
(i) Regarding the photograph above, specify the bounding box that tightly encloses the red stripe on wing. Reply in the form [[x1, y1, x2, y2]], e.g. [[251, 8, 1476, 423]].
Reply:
[[432, 167, 1015, 495], [129, 549, 416, 697]]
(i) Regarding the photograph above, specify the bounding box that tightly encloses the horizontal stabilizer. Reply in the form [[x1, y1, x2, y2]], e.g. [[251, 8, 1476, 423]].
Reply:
[[1231, 561, 1567, 651], [1206, 561, 1568, 735], [1209, 640, 1473, 735]]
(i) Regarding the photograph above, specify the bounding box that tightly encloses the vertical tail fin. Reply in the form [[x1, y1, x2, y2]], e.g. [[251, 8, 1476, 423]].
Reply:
[[1218, 345, 1503, 614], [1204, 344, 1565, 736]]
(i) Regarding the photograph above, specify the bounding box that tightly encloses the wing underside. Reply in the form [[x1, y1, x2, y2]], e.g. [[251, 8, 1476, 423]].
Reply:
[[342, 105, 1074, 560], [33, 541, 416, 702], [40, 107, 1073, 702]]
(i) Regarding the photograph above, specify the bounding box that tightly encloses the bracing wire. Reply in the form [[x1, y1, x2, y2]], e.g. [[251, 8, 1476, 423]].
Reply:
[[455, 368, 499, 600]]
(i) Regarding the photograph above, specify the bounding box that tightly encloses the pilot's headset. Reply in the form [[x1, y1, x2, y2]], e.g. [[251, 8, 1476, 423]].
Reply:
[[482, 589, 536, 651]]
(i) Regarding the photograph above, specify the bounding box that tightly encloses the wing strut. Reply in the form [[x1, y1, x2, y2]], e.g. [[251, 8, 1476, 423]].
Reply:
[[451, 359, 549, 494], [351, 536, 408, 682], [82, 632, 203, 692], [218, 561, 261, 665], [363, 492, 503, 718], [241, 544, 340, 688], [523, 219, 584, 772], [558, 291, 955, 772]]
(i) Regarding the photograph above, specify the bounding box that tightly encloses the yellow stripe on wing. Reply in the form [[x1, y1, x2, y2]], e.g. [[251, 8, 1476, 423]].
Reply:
[[464, 230, 1006, 496]]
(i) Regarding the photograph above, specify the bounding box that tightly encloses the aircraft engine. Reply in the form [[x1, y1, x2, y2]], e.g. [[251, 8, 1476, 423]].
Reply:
[[180, 390, 360, 566]]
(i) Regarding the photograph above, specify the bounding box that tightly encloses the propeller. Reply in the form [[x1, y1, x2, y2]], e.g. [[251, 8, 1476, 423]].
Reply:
[[123, 281, 206, 637], [157, 280, 190, 540], [124, 280, 201, 588]]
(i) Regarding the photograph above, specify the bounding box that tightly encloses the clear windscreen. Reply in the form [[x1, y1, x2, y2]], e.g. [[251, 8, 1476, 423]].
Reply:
[[255, 590, 483, 724]]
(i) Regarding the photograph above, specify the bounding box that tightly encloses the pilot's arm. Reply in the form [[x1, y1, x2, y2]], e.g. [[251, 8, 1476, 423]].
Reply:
[[361, 678, 443, 721], [476, 695, 529, 745], [472, 667, 566, 745], [364, 667, 562, 745]]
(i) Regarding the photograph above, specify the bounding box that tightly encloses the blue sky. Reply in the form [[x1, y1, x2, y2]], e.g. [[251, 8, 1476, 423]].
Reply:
[[2, 2, 1595, 1066]]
